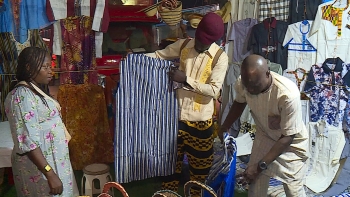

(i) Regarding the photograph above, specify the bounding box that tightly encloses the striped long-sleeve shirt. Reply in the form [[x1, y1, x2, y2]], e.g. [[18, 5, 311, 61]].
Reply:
[[115, 54, 178, 183]]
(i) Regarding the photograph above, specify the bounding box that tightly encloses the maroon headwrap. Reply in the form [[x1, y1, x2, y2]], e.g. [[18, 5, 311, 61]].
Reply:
[[195, 13, 224, 45]]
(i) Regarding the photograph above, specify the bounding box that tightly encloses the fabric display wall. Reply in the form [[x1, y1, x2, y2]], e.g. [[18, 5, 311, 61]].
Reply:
[[115, 54, 178, 183], [0, 0, 51, 121], [0, 0, 115, 171], [46, 0, 115, 170], [47, 0, 109, 85], [222, 0, 350, 196]]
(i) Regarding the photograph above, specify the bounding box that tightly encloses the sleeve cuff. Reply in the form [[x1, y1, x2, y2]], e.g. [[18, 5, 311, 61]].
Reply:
[[185, 76, 195, 89]]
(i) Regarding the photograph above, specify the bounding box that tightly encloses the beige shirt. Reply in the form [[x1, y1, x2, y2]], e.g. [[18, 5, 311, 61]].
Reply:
[[235, 72, 309, 182], [146, 39, 228, 121]]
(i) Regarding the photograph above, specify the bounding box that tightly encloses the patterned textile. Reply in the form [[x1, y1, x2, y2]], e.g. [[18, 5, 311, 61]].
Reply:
[[0, 30, 48, 121], [304, 58, 350, 129], [4, 86, 74, 196], [115, 54, 178, 183], [258, 0, 289, 22], [205, 136, 237, 197], [321, 4, 348, 37], [162, 120, 214, 197], [60, 16, 97, 85], [0, 0, 51, 42], [57, 84, 113, 170]]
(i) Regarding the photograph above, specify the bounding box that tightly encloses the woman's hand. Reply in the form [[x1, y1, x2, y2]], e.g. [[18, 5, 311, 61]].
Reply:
[[46, 172, 63, 195]]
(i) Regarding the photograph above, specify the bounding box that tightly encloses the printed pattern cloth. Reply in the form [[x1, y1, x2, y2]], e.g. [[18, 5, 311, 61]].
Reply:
[[321, 4, 348, 37], [0, 0, 51, 43], [57, 84, 114, 170], [0, 30, 48, 121], [4, 86, 74, 197], [115, 54, 178, 183], [60, 16, 97, 85], [304, 58, 350, 129]]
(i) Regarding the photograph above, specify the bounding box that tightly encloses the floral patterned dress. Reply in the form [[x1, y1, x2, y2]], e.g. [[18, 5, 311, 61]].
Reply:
[[4, 86, 74, 197]]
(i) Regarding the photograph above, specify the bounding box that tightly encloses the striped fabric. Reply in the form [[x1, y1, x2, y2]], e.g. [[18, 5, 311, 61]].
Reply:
[[115, 54, 178, 183], [258, 0, 289, 22]]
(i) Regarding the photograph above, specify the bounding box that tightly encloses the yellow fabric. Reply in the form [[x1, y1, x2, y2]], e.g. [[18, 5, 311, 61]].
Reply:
[[146, 39, 228, 121], [57, 84, 114, 170]]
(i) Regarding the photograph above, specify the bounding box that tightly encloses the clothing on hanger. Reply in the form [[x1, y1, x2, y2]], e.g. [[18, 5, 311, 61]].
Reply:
[[248, 17, 289, 70], [258, 0, 289, 22], [288, 0, 323, 24]]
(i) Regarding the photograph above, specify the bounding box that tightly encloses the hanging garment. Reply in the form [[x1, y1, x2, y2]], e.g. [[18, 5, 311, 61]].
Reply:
[[0, 0, 51, 43], [57, 84, 114, 170], [228, 18, 258, 63], [283, 20, 317, 71], [309, 2, 350, 64], [304, 58, 350, 129], [323, 135, 350, 197], [258, 0, 289, 22], [0, 30, 48, 121], [283, 68, 308, 92], [60, 16, 97, 85], [248, 17, 288, 70], [230, 0, 259, 22], [288, 0, 323, 24], [115, 54, 178, 183], [48, 0, 109, 57], [306, 121, 345, 193]]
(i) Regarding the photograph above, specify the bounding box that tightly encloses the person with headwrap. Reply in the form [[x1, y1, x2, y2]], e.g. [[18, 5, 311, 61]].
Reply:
[[146, 13, 228, 196]]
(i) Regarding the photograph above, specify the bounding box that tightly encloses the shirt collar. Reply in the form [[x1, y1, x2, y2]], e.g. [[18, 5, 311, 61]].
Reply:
[[322, 57, 344, 73], [263, 17, 277, 29], [189, 39, 217, 58]]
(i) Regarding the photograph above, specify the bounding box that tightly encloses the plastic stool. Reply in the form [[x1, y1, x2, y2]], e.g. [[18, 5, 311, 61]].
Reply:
[[81, 163, 112, 196]]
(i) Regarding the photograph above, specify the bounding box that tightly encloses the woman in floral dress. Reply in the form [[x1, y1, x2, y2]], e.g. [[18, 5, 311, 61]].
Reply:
[[5, 47, 74, 196]]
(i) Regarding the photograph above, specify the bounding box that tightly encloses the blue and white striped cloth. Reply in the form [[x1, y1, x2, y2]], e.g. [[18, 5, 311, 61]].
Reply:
[[114, 54, 178, 183]]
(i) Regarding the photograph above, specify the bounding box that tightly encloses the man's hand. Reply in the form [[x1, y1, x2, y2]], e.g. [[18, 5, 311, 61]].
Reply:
[[268, 115, 281, 130], [218, 126, 227, 143], [243, 163, 261, 182], [168, 69, 187, 83]]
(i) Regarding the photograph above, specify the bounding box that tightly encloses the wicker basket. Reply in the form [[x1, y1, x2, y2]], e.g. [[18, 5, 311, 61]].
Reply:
[[152, 190, 182, 197], [97, 182, 129, 197], [157, 0, 182, 26], [184, 181, 217, 197]]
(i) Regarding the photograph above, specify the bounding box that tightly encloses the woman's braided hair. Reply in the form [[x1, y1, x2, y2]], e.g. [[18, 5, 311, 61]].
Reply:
[[12, 47, 50, 106]]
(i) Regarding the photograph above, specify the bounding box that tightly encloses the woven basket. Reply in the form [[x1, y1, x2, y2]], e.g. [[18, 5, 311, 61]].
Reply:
[[152, 190, 182, 197], [184, 181, 217, 197], [97, 182, 129, 197], [157, 0, 182, 26]]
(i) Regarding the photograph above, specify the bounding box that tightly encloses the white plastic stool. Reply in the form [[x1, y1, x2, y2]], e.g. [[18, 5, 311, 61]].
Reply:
[[81, 163, 112, 196]]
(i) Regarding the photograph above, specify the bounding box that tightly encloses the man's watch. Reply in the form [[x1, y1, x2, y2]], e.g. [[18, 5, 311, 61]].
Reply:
[[258, 160, 268, 171], [44, 164, 52, 172]]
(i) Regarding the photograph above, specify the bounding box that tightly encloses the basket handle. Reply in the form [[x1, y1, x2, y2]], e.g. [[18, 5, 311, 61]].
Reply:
[[184, 181, 217, 197], [99, 182, 129, 197], [152, 190, 182, 197]]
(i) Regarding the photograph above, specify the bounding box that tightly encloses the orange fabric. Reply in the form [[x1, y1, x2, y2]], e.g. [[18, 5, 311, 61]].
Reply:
[[57, 84, 114, 170]]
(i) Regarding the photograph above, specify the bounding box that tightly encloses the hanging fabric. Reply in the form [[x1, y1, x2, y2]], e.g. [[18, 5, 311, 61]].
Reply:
[[115, 54, 178, 183], [59, 16, 97, 85], [0, 30, 48, 121], [57, 84, 114, 170]]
